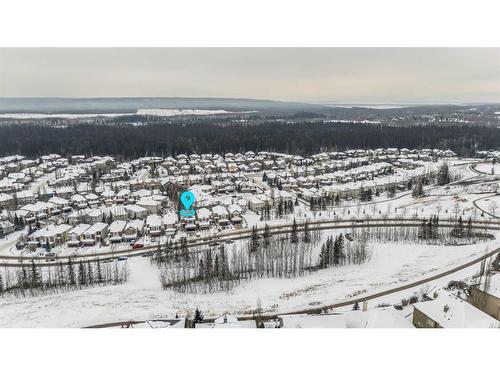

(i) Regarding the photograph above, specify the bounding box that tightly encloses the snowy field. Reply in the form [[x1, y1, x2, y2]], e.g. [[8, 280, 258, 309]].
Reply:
[[474, 161, 500, 175], [0, 234, 497, 328], [0, 109, 254, 119], [136, 109, 249, 116]]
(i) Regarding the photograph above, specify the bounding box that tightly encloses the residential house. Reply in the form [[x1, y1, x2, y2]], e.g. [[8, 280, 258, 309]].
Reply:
[[0, 220, 14, 236], [15, 190, 36, 205], [123, 219, 145, 242], [28, 224, 73, 250], [81, 222, 109, 246], [137, 197, 161, 214], [124, 204, 148, 220], [162, 212, 179, 236], [0, 193, 13, 210], [109, 220, 127, 243], [412, 292, 499, 328], [228, 204, 243, 224], [211, 205, 229, 225], [248, 196, 265, 212], [67, 223, 91, 247], [87, 208, 104, 224], [146, 214, 163, 237], [196, 207, 212, 230], [279, 314, 347, 328], [467, 274, 500, 320], [195, 314, 256, 328], [71, 194, 88, 209]]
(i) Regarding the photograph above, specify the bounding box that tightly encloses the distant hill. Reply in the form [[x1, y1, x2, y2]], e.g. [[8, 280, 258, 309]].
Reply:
[[0, 97, 333, 115]]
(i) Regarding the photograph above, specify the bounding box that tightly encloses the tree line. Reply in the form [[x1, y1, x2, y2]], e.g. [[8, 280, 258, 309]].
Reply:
[[0, 120, 496, 158], [0, 259, 128, 298]]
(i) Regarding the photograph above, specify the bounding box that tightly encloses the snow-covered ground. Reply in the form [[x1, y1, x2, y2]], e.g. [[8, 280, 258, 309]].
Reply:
[[474, 161, 500, 175], [136, 109, 249, 117], [0, 235, 497, 328]]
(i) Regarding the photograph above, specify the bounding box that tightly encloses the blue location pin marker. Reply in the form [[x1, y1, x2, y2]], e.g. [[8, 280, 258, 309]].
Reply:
[[181, 191, 195, 209], [180, 191, 196, 217]]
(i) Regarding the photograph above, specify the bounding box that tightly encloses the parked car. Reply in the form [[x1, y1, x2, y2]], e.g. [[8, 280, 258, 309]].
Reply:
[[132, 242, 144, 249], [117, 256, 128, 261]]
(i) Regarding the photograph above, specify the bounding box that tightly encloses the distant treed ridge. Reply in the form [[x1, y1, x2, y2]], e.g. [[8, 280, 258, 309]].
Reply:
[[0, 121, 494, 158]]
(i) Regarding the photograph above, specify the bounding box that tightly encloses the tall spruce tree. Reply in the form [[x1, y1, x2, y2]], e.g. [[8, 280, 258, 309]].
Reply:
[[303, 220, 311, 243], [194, 308, 204, 324], [67, 258, 76, 285], [87, 261, 94, 285], [78, 261, 87, 287], [250, 226, 260, 252], [96, 259, 104, 284], [30, 260, 41, 287], [263, 224, 271, 247], [290, 218, 298, 244]]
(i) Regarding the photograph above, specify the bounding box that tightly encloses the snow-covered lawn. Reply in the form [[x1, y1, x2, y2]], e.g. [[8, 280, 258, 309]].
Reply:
[[474, 195, 500, 217], [0, 234, 497, 328], [474, 161, 500, 175]]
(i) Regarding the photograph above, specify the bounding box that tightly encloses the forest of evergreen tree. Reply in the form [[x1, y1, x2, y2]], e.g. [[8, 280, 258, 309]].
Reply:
[[0, 120, 495, 158]]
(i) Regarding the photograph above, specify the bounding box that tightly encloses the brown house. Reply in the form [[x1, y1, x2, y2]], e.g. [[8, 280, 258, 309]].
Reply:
[[412, 292, 499, 328], [467, 274, 500, 321]]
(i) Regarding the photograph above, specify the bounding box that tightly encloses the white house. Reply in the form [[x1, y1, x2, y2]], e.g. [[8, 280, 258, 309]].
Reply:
[[67, 223, 91, 247], [227, 204, 243, 224], [279, 314, 347, 328], [195, 313, 256, 328], [162, 212, 178, 236], [109, 220, 127, 243], [137, 197, 161, 214], [146, 214, 163, 237], [211, 205, 229, 225], [28, 224, 73, 250], [71, 194, 88, 209], [196, 207, 212, 229], [124, 204, 148, 220], [123, 219, 145, 242], [81, 222, 109, 246], [248, 196, 265, 212]]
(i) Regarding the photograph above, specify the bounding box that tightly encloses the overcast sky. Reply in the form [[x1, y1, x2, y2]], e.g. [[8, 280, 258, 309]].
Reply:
[[0, 48, 499, 103]]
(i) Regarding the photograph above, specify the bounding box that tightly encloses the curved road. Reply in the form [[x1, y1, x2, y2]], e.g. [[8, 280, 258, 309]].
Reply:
[[4, 217, 500, 267], [85, 243, 500, 328]]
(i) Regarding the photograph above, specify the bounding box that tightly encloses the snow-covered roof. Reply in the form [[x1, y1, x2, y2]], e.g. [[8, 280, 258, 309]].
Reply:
[[0, 193, 13, 202], [84, 222, 108, 235], [32, 224, 73, 238], [124, 204, 147, 213], [344, 308, 414, 328], [109, 220, 127, 233], [146, 214, 162, 226], [196, 314, 256, 328], [196, 208, 211, 220], [48, 196, 69, 206], [279, 314, 347, 328], [212, 205, 228, 215], [69, 223, 91, 236], [125, 219, 144, 231], [413, 292, 499, 328]]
